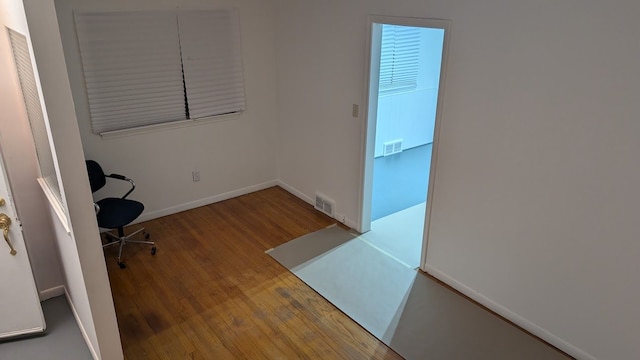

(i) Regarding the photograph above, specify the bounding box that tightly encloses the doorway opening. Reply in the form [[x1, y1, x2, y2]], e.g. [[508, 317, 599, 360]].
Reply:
[[359, 17, 450, 269]]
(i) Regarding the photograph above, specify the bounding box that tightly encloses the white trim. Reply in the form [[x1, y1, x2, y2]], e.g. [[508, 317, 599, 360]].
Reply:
[[423, 264, 594, 360], [39, 285, 65, 301], [0, 326, 45, 339], [100, 112, 240, 140], [123, 179, 360, 230], [276, 180, 358, 229], [63, 287, 100, 360], [135, 180, 277, 223], [276, 181, 312, 204], [356, 17, 379, 233], [37, 177, 70, 234], [418, 19, 451, 270]]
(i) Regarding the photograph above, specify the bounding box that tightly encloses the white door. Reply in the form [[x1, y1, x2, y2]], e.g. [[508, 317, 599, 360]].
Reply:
[[0, 146, 45, 339]]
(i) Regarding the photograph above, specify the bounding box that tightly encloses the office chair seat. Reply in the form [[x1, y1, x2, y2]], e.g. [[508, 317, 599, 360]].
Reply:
[[95, 198, 144, 230], [86, 160, 156, 269]]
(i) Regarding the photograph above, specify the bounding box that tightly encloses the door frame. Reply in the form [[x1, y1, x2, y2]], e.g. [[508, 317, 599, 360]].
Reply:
[[357, 15, 452, 270]]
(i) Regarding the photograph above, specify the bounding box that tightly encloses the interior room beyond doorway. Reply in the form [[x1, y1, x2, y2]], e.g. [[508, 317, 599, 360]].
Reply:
[[365, 21, 446, 268]]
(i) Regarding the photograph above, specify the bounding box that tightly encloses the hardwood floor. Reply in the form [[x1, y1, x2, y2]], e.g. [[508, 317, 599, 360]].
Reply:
[[104, 186, 403, 359]]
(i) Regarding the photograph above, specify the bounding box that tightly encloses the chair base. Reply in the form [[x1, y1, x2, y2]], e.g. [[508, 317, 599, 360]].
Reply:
[[102, 227, 156, 268]]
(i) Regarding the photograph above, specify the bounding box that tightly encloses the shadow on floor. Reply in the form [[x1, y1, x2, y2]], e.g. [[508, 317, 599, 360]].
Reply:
[[268, 226, 572, 360]]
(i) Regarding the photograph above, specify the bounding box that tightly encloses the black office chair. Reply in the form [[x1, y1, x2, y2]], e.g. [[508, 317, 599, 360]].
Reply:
[[86, 160, 156, 269]]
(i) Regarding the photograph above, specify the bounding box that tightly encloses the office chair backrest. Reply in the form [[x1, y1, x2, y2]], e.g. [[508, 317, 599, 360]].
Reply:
[[86, 160, 106, 193]]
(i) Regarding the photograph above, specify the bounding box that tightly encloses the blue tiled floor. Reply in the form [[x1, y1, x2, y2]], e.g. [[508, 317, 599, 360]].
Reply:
[[372, 143, 432, 220]]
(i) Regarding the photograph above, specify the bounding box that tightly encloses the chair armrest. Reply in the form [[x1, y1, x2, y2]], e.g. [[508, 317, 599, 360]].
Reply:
[[107, 173, 128, 181], [105, 173, 137, 199]]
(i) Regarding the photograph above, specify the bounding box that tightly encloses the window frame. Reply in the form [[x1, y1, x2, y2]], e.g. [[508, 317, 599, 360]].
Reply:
[[74, 8, 246, 138]]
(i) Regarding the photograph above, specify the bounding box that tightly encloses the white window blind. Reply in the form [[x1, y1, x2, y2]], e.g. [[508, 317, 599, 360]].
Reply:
[[178, 9, 246, 119], [74, 9, 246, 134], [379, 25, 421, 94], [8, 28, 62, 204], [75, 11, 186, 133]]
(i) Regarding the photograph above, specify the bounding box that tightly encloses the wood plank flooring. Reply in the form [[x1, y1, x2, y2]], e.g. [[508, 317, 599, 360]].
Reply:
[[104, 186, 403, 359]]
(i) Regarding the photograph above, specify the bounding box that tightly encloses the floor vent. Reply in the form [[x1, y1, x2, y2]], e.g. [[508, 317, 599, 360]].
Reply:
[[383, 139, 403, 156], [315, 192, 335, 217]]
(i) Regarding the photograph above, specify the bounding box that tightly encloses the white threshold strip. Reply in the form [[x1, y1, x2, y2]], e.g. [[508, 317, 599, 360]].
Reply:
[[353, 232, 414, 269]]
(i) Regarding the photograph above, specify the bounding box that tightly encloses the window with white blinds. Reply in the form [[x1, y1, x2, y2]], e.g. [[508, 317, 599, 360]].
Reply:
[[379, 25, 421, 95], [74, 9, 246, 134], [8, 28, 63, 205]]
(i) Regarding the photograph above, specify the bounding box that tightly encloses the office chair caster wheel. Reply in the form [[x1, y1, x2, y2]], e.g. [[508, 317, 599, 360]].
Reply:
[[151, 246, 157, 255], [118, 262, 126, 269], [144, 231, 150, 239]]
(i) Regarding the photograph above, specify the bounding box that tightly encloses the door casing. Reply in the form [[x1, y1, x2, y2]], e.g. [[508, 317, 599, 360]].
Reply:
[[357, 15, 452, 270]]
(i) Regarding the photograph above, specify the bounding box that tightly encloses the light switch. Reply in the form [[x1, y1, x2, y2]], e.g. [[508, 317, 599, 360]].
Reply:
[[352, 104, 359, 118]]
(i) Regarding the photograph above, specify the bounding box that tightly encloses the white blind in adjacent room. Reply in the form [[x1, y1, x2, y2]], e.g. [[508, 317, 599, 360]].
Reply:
[[379, 25, 421, 94], [178, 9, 246, 119]]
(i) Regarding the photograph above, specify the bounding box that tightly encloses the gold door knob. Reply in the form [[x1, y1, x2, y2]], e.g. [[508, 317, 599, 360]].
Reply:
[[0, 214, 16, 256]]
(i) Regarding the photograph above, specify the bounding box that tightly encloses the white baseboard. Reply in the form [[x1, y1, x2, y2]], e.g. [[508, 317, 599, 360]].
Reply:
[[135, 180, 279, 223], [129, 179, 358, 230], [39, 285, 65, 301], [277, 180, 358, 229], [276, 180, 313, 204], [63, 287, 100, 360], [423, 264, 594, 360]]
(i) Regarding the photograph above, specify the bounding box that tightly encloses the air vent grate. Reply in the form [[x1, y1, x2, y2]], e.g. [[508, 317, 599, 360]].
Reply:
[[383, 139, 403, 156], [314, 192, 335, 217]]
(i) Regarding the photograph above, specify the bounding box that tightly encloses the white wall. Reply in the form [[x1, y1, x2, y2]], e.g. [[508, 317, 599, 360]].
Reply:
[[274, 1, 367, 226], [22, 0, 123, 358], [55, 0, 279, 221], [275, 0, 640, 359], [0, 0, 63, 298], [374, 28, 443, 157], [375, 88, 437, 156]]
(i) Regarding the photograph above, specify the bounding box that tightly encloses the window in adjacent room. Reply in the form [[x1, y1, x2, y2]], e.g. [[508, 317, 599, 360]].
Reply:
[[378, 24, 422, 95], [74, 9, 246, 135]]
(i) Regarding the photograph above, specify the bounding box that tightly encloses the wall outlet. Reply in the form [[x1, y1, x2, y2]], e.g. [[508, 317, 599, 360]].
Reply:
[[192, 171, 200, 182]]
